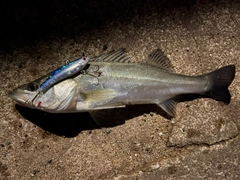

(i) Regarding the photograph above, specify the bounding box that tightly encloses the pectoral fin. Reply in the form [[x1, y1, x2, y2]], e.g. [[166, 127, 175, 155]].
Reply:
[[157, 99, 177, 117], [77, 89, 125, 111], [84, 89, 117, 103]]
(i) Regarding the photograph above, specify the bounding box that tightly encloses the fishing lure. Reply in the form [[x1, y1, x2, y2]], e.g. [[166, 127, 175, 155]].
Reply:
[[39, 56, 89, 93], [28, 55, 89, 105]]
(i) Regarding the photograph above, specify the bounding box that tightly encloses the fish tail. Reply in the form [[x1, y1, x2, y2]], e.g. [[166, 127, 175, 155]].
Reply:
[[204, 65, 235, 104]]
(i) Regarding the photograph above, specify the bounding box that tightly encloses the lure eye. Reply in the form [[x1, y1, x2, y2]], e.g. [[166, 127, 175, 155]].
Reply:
[[27, 82, 39, 91], [83, 57, 86, 60]]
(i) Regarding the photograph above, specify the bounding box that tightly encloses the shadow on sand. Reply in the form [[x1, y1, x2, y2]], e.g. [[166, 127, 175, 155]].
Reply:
[[16, 104, 169, 137], [16, 94, 216, 137]]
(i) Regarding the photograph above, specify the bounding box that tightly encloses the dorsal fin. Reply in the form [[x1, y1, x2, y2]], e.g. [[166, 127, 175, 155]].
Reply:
[[90, 48, 132, 63], [143, 49, 174, 72]]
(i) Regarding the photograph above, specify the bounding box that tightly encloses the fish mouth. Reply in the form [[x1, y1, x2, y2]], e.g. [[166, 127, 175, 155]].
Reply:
[[8, 90, 29, 106]]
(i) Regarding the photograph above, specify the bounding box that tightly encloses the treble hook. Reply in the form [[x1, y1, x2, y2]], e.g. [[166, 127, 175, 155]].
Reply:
[[82, 65, 101, 86], [85, 73, 100, 86]]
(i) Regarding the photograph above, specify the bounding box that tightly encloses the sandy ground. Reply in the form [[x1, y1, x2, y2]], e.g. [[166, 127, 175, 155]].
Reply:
[[1, 1, 240, 179]]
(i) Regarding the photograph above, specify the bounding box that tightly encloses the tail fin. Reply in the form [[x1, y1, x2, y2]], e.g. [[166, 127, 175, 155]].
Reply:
[[204, 65, 235, 104]]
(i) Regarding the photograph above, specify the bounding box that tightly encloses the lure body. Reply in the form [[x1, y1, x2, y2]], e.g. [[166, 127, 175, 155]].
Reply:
[[39, 56, 89, 93]]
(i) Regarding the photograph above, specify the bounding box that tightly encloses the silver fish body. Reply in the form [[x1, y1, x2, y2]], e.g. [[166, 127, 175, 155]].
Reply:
[[9, 49, 235, 118], [75, 62, 206, 113]]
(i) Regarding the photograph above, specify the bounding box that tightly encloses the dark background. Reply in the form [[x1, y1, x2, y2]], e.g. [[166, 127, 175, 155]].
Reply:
[[0, 0, 205, 52]]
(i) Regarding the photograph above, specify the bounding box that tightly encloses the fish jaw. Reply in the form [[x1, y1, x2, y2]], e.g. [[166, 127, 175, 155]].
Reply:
[[8, 84, 39, 109]]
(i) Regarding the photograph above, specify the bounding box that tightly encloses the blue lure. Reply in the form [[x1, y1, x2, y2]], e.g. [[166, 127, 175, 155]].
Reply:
[[39, 56, 89, 93]]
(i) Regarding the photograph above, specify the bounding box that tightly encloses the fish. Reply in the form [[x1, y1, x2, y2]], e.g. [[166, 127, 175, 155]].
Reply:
[[9, 48, 235, 122]]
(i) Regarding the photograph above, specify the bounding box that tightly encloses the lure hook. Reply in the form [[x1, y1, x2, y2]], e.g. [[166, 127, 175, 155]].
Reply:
[[82, 65, 101, 86]]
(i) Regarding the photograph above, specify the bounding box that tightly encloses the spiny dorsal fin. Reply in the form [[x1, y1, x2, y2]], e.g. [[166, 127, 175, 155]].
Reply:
[[90, 48, 132, 63], [144, 49, 174, 72], [157, 98, 177, 117]]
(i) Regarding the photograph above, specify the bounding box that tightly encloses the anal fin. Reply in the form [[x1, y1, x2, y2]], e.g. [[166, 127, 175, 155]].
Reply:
[[157, 99, 177, 117]]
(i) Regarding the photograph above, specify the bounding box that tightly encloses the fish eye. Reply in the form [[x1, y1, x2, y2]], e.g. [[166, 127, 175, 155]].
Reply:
[[27, 83, 39, 91]]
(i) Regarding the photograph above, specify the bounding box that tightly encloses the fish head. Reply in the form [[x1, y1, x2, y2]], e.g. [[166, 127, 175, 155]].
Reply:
[[9, 75, 79, 112]]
